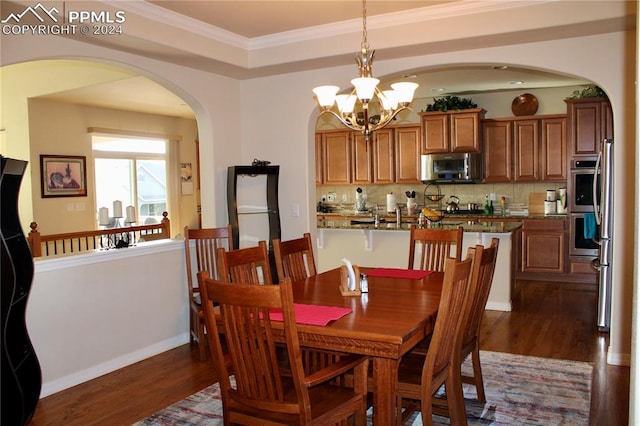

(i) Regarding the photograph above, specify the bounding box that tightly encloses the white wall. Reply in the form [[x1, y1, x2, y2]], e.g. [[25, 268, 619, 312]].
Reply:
[[27, 241, 188, 397]]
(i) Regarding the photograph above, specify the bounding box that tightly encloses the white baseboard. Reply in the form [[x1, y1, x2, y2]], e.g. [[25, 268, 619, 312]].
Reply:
[[607, 347, 631, 367], [40, 333, 190, 398], [485, 301, 512, 312]]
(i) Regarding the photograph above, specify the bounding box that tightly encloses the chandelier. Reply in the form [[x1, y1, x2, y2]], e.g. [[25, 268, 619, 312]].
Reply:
[[312, 0, 418, 140]]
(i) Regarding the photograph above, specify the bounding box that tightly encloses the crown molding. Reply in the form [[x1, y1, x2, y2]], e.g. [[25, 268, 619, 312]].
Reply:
[[100, 0, 251, 49], [101, 0, 552, 53]]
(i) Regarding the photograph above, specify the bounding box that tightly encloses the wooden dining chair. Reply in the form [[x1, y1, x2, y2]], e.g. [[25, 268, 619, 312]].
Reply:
[[458, 238, 499, 403], [199, 272, 370, 425], [396, 253, 475, 426], [273, 232, 316, 283], [183, 225, 233, 361], [408, 225, 463, 272], [216, 240, 273, 285]]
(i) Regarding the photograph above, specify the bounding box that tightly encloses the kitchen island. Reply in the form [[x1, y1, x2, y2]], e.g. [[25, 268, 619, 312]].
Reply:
[[316, 218, 522, 311]]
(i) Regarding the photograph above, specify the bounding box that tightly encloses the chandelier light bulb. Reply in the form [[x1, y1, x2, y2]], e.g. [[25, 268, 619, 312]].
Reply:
[[391, 82, 419, 104], [380, 90, 399, 111], [313, 85, 339, 108], [352, 77, 379, 101], [336, 94, 357, 114]]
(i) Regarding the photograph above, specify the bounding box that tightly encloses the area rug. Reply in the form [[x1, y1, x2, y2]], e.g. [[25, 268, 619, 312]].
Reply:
[[134, 350, 592, 425]]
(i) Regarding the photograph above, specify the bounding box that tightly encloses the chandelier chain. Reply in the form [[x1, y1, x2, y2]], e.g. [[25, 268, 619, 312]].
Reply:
[[360, 0, 369, 51]]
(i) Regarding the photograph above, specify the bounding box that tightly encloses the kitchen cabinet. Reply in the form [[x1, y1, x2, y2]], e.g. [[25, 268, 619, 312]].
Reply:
[[420, 108, 485, 154], [565, 97, 613, 157], [394, 125, 421, 183], [372, 129, 394, 184], [352, 133, 372, 184], [317, 125, 420, 185], [540, 116, 567, 180], [482, 120, 512, 183], [519, 218, 566, 274], [320, 130, 351, 185], [482, 115, 566, 183]]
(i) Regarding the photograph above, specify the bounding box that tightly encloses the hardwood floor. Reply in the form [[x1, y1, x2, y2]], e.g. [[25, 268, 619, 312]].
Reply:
[[30, 280, 629, 425]]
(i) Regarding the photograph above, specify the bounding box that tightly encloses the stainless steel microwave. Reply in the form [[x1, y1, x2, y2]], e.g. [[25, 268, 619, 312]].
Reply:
[[420, 153, 483, 184]]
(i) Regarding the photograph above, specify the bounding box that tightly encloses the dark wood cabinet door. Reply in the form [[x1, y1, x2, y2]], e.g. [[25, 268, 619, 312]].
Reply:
[[372, 129, 394, 184], [566, 98, 604, 156], [541, 116, 567, 181], [352, 133, 372, 184], [482, 120, 512, 183], [450, 111, 482, 153], [513, 119, 539, 182], [520, 219, 566, 274], [420, 113, 449, 153], [322, 130, 352, 185], [394, 126, 421, 183]]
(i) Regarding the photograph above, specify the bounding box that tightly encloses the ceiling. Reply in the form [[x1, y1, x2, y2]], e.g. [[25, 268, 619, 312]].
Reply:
[[35, 1, 591, 119]]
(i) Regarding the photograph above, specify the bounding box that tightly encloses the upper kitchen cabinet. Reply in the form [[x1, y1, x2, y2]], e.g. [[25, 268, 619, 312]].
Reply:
[[482, 114, 567, 183], [394, 125, 421, 183], [371, 129, 394, 184], [420, 108, 485, 154], [565, 97, 613, 157], [352, 132, 373, 184], [540, 116, 567, 181], [319, 130, 352, 185], [482, 120, 512, 183]]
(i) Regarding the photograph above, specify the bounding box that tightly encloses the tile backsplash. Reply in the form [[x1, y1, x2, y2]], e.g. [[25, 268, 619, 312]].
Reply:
[[317, 182, 567, 212]]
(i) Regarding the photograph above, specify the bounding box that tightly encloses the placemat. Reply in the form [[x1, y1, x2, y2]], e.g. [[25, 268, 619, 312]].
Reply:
[[269, 303, 352, 326], [365, 268, 433, 279]]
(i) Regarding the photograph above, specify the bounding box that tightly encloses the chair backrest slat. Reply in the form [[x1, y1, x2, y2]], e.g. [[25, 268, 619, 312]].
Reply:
[[217, 240, 273, 285], [273, 233, 316, 283], [184, 225, 234, 299], [408, 226, 463, 272]]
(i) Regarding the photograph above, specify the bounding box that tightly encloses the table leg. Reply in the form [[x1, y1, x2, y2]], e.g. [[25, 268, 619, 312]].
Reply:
[[372, 357, 400, 425]]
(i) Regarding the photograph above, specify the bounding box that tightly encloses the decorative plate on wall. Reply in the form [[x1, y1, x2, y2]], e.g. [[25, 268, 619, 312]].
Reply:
[[511, 93, 539, 116]]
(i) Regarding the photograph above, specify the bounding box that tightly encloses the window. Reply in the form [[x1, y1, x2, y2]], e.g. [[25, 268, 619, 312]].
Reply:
[[93, 135, 171, 226]]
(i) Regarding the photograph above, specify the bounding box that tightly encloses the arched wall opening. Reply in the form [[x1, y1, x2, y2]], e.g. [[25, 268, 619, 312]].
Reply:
[[1, 58, 215, 235]]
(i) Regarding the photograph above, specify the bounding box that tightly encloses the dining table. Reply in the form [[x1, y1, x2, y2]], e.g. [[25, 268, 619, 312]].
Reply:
[[284, 266, 444, 425]]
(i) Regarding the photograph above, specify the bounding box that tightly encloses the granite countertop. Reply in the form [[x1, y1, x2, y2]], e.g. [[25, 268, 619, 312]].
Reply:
[[317, 218, 523, 234], [317, 210, 567, 221]]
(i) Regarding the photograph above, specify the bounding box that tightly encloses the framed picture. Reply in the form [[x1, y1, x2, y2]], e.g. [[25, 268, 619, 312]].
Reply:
[[40, 155, 87, 198]]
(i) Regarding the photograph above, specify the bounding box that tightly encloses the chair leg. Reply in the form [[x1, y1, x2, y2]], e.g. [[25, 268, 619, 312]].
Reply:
[[446, 367, 468, 426], [353, 358, 369, 426], [470, 344, 486, 403], [197, 321, 206, 361]]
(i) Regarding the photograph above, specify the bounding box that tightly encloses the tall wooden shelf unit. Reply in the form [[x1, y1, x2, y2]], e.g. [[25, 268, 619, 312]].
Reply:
[[227, 165, 281, 282]]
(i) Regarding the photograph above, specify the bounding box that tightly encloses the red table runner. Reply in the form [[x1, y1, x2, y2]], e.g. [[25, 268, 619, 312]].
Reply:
[[365, 268, 433, 279], [269, 303, 352, 326]]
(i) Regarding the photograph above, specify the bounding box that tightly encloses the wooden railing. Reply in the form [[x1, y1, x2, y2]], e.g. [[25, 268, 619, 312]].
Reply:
[[28, 212, 171, 258]]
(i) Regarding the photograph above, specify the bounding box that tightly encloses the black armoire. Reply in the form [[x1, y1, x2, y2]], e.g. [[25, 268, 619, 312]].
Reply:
[[1, 156, 42, 425]]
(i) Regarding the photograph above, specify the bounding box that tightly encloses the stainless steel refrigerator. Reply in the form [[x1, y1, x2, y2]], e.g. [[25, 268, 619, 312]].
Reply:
[[592, 138, 614, 332]]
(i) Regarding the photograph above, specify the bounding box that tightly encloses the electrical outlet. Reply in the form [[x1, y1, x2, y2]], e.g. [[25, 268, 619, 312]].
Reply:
[[489, 192, 496, 201], [342, 194, 348, 202], [290, 203, 299, 217]]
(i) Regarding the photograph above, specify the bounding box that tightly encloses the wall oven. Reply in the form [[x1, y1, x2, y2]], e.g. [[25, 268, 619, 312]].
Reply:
[[569, 213, 599, 256], [568, 158, 599, 212]]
